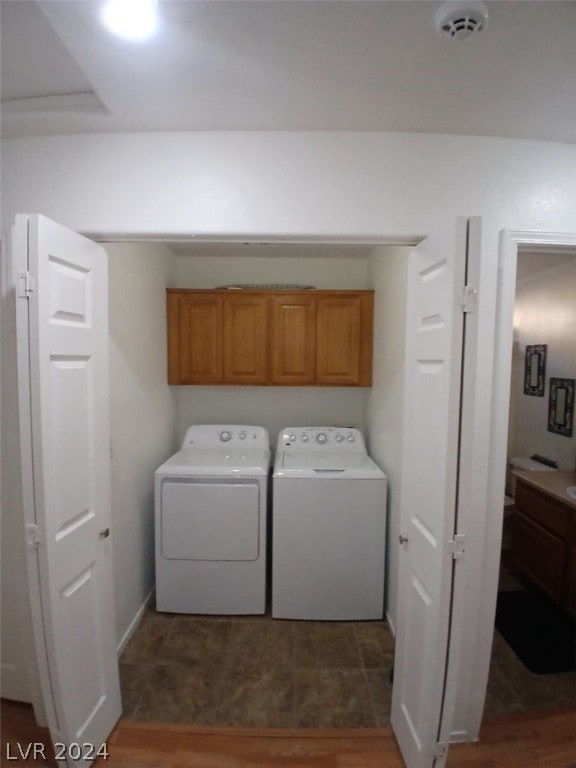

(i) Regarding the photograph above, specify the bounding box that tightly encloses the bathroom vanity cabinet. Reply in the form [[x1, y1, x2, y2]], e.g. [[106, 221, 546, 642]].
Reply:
[[166, 289, 374, 386], [511, 470, 576, 616]]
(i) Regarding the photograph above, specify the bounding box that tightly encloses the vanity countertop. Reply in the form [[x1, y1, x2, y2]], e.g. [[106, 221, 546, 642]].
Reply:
[[513, 469, 576, 510]]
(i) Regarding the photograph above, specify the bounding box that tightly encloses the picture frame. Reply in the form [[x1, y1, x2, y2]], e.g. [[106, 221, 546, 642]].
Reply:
[[548, 378, 575, 438], [523, 344, 547, 397]]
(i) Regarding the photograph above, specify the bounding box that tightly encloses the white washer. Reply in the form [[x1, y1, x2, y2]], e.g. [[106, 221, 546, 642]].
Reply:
[[272, 426, 387, 620], [155, 425, 270, 615]]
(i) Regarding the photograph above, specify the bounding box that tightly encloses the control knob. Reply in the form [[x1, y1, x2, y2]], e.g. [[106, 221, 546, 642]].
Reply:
[[220, 430, 232, 442], [316, 432, 328, 445], [239, 431, 247, 440], [301, 434, 309, 442], [335, 434, 344, 443], [347, 435, 356, 443]]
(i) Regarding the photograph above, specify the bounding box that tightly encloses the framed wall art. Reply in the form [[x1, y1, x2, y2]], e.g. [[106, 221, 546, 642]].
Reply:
[[523, 344, 547, 397], [548, 377, 575, 438]]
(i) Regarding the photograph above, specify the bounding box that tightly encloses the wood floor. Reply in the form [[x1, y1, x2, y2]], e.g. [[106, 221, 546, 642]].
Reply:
[[2, 699, 575, 767]]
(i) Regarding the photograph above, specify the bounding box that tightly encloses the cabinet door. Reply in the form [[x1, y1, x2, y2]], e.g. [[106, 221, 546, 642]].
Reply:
[[223, 294, 268, 384], [270, 294, 316, 385], [511, 513, 565, 600], [316, 294, 373, 386], [167, 292, 223, 384]]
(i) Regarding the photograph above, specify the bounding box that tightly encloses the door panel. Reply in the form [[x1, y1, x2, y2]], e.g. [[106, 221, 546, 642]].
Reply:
[[270, 294, 316, 384], [223, 294, 268, 384], [167, 291, 223, 384], [15, 215, 121, 765], [316, 298, 361, 384], [391, 221, 468, 768]]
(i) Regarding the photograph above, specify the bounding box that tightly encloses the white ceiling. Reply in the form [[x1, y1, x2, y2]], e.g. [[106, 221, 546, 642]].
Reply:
[[1, 1, 575, 142]]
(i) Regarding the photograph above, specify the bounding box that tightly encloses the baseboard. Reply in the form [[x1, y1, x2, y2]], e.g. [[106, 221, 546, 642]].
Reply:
[[117, 587, 154, 656]]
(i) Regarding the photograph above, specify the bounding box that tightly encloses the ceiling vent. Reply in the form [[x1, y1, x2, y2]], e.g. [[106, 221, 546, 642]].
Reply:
[[435, 1, 489, 40]]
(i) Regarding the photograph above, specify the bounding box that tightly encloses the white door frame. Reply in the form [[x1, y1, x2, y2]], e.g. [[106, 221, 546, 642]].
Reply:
[[482, 228, 576, 707], [12, 219, 60, 732], [434, 227, 576, 746]]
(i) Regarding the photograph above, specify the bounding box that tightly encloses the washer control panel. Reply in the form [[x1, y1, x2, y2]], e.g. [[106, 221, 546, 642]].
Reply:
[[181, 425, 270, 450], [279, 427, 365, 452]]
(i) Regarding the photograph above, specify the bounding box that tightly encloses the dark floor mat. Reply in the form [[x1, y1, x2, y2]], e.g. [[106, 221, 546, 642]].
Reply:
[[495, 589, 576, 674]]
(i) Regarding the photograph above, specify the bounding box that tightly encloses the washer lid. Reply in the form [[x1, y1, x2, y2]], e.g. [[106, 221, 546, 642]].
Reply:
[[274, 451, 386, 479], [156, 447, 270, 477]]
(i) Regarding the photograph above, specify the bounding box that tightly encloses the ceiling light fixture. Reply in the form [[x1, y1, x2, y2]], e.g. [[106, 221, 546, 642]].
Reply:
[[435, 1, 489, 41], [101, 0, 159, 42]]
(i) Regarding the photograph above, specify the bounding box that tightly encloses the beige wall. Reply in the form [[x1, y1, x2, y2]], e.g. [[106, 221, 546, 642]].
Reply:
[[106, 242, 177, 646], [366, 246, 410, 630]]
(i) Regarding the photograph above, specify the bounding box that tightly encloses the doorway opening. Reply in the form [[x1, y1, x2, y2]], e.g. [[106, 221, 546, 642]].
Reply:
[[104, 239, 406, 729], [487, 240, 576, 716]]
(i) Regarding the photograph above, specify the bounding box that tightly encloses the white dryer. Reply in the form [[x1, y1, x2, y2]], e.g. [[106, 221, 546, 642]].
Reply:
[[272, 426, 387, 620], [155, 425, 270, 615]]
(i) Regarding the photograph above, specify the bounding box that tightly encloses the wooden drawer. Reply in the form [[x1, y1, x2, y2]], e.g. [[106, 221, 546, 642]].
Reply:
[[511, 512, 565, 600], [514, 480, 570, 539]]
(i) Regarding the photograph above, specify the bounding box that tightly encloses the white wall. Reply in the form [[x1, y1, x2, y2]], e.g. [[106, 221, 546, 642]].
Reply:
[[3, 133, 575, 240], [172, 243, 371, 288], [172, 245, 372, 447], [175, 386, 369, 450], [2, 130, 575, 730], [106, 242, 177, 646], [509, 254, 576, 471], [366, 246, 410, 630]]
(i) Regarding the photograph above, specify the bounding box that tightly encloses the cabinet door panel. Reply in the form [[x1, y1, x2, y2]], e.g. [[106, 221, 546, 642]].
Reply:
[[167, 293, 223, 384], [223, 295, 268, 384], [316, 295, 372, 386], [270, 295, 316, 384], [515, 481, 569, 538], [511, 513, 564, 599]]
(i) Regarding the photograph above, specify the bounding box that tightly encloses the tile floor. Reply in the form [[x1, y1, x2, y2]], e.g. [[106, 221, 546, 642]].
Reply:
[[119, 559, 575, 727], [120, 610, 394, 727]]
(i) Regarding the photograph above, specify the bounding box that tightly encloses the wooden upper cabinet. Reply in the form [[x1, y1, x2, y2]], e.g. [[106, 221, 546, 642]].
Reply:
[[167, 289, 373, 386], [316, 293, 373, 386], [223, 294, 268, 384], [270, 294, 317, 385], [167, 291, 223, 384]]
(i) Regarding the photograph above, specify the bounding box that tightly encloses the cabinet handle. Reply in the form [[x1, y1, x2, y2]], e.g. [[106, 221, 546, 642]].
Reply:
[[99, 528, 110, 539]]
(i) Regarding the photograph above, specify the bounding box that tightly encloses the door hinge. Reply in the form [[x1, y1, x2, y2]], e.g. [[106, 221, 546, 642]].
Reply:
[[433, 741, 449, 759], [458, 284, 477, 313], [25, 523, 41, 550], [17, 271, 35, 298], [448, 533, 466, 560]]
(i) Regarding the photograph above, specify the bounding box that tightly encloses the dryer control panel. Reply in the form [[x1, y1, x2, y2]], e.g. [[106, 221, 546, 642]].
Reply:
[[181, 425, 270, 451], [278, 426, 366, 453]]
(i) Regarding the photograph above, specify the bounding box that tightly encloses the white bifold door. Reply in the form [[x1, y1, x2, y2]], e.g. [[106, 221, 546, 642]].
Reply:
[[391, 219, 478, 768], [14, 214, 121, 767]]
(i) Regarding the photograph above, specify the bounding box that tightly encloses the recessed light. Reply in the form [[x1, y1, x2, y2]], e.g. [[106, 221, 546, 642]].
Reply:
[[101, 0, 159, 42]]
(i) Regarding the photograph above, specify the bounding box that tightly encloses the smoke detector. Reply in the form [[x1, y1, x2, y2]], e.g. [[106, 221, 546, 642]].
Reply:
[[435, 1, 489, 40]]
